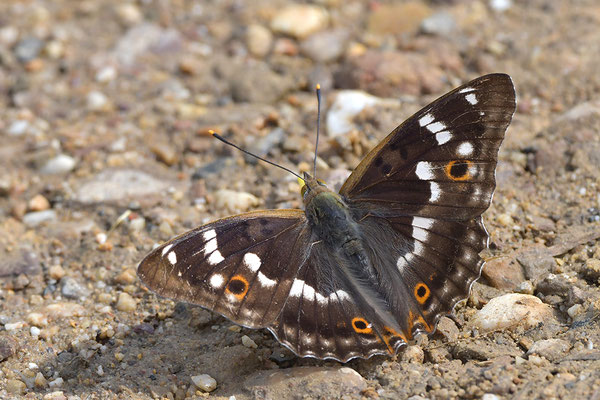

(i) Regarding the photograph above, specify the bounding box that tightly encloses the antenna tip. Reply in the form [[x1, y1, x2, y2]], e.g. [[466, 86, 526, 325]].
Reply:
[[316, 83, 321, 90], [209, 129, 217, 136]]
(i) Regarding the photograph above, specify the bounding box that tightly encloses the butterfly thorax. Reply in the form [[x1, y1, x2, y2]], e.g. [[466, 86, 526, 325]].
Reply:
[[302, 174, 360, 249]]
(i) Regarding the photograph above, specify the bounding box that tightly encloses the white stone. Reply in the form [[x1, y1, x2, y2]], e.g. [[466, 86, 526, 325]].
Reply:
[[214, 189, 259, 213], [87, 90, 109, 111], [241, 335, 258, 349], [326, 90, 381, 138], [270, 5, 329, 39], [471, 293, 554, 332], [191, 374, 217, 392], [40, 154, 76, 174]]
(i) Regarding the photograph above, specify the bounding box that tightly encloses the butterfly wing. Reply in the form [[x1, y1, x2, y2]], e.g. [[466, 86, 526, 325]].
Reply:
[[340, 73, 516, 220], [138, 210, 312, 328], [339, 74, 516, 340], [268, 245, 405, 362]]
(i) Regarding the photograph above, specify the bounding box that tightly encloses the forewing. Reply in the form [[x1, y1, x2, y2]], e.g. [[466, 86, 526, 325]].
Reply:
[[138, 210, 311, 328], [340, 73, 516, 220]]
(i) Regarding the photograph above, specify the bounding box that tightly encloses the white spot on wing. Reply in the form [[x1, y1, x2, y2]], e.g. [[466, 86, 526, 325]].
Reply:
[[416, 161, 435, 180], [419, 113, 434, 127], [412, 227, 429, 242], [257, 271, 276, 287], [203, 229, 217, 241], [209, 274, 224, 288], [427, 121, 446, 133], [243, 252, 261, 273], [289, 279, 350, 304], [429, 182, 441, 202], [397, 253, 414, 272], [208, 250, 224, 265], [289, 279, 304, 297], [435, 131, 452, 145], [412, 217, 434, 230], [458, 142, 474, 156], [204, 237, 217, 254], [167, 251, 177, 265], [161, 244, 173, 256], [465, 93, 478, 105]]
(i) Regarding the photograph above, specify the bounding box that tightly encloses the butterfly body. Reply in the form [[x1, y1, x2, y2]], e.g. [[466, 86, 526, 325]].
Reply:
[[138, 74, 516, 362]]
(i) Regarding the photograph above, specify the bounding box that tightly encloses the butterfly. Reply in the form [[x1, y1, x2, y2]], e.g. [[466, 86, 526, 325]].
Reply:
[[138, 73, 516, 362]]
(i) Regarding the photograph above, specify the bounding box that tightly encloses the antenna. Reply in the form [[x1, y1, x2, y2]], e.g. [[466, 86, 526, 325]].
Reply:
[[313, 84, 322, 178], [211, 131, 305, 182]]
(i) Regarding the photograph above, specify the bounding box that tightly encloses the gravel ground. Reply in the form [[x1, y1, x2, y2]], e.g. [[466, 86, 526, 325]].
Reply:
[[1, 0, 600, 399]]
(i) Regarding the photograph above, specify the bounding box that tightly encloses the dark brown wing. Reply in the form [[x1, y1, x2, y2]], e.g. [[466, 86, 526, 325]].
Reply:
[[138, 210, 311, 328], [338, 74, 515, 341], [340, 73, 516, 220]]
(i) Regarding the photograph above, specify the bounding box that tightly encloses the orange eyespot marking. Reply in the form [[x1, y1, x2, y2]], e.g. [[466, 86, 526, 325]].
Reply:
[[445, 160, 473, 181], [414, 283, 430, 304], [351, 317, 373, 334], [226, 275, 249, 300]]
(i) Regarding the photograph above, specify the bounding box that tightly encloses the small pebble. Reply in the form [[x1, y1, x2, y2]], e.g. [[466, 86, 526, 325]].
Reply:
[[45, 40, 64, 59], [482, 394, 501, 400], [241, 335, 258, 349], [26, 312, 48, 327], [34, 372, 48, 388], [49, 264, 66, 280], [15, 37, 44, 62], [213, 189, 259, 213], [116, 3, 143, 25], [87, 91, 109, 111], [23, 210, 57, 227], [43, 391, 67, 400], [421, 12, 456, 35], [401, 345, 424, 363], [97, 293, 113, 304], [40, 154, 76, 174], [129, 217, 146, 231], [115, 352, 125, 362], [516, 280, 534, 295], [191, 374, 217, 392], [497, 213, 513, 227], [31, 326, 42, 337], [326, 90, 383, 137], [61, 277, 91, 299], [96, 66, 117, 83], [6, 379, 26, 395], [5, 321, 26, 331], [471, 293, 554, 332], [246, 24, 273, 57], [95, 232, 107, 245], [567, 304, 583, 319], [8, 120, 30, 136], [490, 0, 512, 12], [115, 292, 137, 312], [49, 377, 64, 388], [300, 28, 349, 63], [29, 194, 51, 211], [114, 269, 136, 285], [270, 5, 329, 39]]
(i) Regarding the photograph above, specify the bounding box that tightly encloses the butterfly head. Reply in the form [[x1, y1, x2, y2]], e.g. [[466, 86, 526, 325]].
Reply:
[[300, 172, 330, 204]]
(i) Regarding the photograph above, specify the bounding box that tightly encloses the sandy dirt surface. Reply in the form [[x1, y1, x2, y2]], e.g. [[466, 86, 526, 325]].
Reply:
[[1, 0, 600, 399]]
